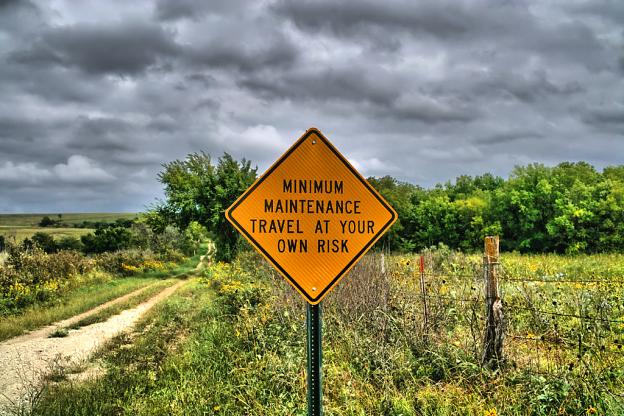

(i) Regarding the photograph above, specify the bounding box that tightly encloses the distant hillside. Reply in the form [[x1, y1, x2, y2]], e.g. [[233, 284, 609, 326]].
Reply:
[[0, 213, 138, 227]]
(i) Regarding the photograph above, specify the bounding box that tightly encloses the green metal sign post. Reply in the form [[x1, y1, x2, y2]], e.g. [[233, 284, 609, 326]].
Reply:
[[307, 302, 323, 416]]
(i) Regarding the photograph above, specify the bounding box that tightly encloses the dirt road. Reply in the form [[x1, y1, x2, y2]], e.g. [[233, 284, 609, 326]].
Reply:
[[0, 279, 188, 411]]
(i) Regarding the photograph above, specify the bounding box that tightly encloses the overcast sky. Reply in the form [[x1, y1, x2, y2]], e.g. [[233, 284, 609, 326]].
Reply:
[[0, 0, 622, 213]]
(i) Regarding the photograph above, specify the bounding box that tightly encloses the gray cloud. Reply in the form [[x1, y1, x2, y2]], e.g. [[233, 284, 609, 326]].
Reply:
[[0, 0, 622, 212], [272, 0, 491, 39], [185, 34, 298, 72], [582, 107, 624, 127], [155, 0, 246, 21], [11, 20, 179, 76]]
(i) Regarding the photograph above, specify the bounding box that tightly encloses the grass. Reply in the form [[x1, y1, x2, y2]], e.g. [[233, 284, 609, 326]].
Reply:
[[49, 327, 69, 338], [0, 212, 137, 242], [19, 250, 624, 415], [0, 213, 137, 227], [0, 227, 93, 242]]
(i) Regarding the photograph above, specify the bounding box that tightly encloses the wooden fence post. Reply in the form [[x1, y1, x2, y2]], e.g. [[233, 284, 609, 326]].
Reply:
[[381, 253, 386, 275], [482, 236, 504, 368], [419, 255, 429, 336]]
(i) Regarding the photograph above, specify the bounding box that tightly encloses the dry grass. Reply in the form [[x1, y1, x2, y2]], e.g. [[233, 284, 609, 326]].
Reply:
[[0, 213, 137, 227], [0, 227, 93, 242]]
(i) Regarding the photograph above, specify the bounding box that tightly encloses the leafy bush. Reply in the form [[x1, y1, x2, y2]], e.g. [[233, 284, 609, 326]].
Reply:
[[81, 226, 133, 254], [0, 243, 95, 314], [56, 236, 83, 251], [31, 232, 58, 253], [204, 260, 268, 315], [39, 216, 56, 227], [93, 249, 180, 276]]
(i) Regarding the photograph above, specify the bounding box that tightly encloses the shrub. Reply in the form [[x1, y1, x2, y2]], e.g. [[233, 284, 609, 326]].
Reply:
[[31, 232, 58, 253], [0, 243, 95, 314], [57, 236, 83, 251], [39, 216, 55, 227], [81, 227, 133, 254], [94, 249, 148, 275], [204, 261, 269, 315]]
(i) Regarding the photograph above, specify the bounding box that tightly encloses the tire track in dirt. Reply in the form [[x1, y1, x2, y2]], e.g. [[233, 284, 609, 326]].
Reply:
[[2, 281, 160, 346], [0, 279, 188, 410]]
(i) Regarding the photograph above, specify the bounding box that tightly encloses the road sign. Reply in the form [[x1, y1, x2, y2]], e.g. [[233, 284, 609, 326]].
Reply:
[[226, 127, 397, 304]]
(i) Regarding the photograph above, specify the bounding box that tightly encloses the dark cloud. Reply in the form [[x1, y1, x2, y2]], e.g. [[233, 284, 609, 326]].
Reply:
[[0, 0, 621, 212], [241, 66, 401, 105], [569, 1, 624, 24], [475, 131, 544, 146], [470, 70, 585, 104], [155, 0, 245, 21], [185, 34, 298, 72], [11, 20, 179, 76], [272, 0, 488, 39], [582, 108, 624, 125], [68, 117, 136, 152], [581, 107, 624, 134]]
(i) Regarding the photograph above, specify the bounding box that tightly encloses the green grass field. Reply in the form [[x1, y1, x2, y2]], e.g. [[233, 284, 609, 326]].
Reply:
[[0, 213, 137, 242], [0, 226, 93, 242], [0, 213, 137, 227]]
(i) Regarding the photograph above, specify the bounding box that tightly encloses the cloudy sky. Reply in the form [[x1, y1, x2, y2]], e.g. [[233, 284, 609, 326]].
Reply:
[[0, 0, 622, 213]]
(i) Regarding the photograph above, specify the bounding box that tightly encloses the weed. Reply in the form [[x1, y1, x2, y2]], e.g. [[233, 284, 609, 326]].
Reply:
[[48, 327, 69, 338]]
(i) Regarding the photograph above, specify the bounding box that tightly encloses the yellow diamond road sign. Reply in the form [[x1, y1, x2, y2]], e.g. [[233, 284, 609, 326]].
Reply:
[[226, 128, 397, 304]]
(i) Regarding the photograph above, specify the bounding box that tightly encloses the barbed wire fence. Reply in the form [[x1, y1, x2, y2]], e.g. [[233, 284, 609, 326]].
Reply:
[[384, 237, 624, 400]]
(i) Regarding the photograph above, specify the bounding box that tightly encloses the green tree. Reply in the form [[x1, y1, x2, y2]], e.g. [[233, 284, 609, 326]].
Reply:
[[81, 227, 133, 254], [184, 221, 208, 256], [158, 152, 257, 262], [31, 232, 58, 253], [158, 152, 216, 228], [368, 176, 423, 251], [210, 154, 257, 261], [56, 236, 83, 251], [39, 216, 55, 227]]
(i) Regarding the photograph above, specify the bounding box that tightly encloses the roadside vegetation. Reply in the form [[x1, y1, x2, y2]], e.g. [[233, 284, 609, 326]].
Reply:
[[26, 249, 624, 415], [0, 210, 208, 342]]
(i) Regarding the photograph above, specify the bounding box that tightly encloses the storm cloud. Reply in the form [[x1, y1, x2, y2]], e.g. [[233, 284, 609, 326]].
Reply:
[[0, 0, 622, 212]]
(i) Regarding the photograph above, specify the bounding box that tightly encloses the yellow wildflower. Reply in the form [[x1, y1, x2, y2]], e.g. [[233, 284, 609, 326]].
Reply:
[[484, 408, 497, 416]]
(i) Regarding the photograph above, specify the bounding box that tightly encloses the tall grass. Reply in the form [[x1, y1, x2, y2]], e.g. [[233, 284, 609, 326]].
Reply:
[[23, 250, 624, 415]]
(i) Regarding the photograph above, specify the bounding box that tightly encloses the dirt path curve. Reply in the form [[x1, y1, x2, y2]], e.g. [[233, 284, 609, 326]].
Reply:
[[2, 281, 159, 347], [0, 279, 188, 410]]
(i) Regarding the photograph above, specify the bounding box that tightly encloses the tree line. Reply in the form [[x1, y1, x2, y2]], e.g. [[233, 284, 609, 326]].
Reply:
[[372, 162, 624, 253], [153, 153, 624, 257]]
